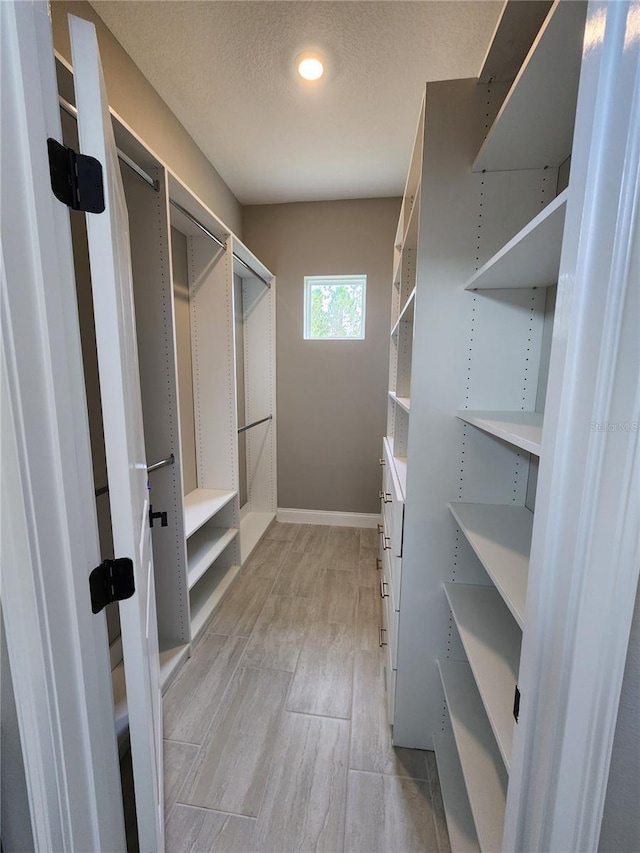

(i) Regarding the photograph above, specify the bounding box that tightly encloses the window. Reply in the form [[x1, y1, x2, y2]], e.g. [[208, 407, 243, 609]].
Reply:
[[303, 275, 367, 340]]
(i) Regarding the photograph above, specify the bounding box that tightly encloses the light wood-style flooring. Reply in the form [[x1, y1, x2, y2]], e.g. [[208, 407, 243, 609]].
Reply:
[[163, 522, 451, 852]]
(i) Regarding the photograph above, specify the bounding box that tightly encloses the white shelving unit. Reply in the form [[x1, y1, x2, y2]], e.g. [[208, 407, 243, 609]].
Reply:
[[381, 2, 592, 849], [439, 660, 508, 853], [57, 54, 277, 753], [444, 583, 521, 768]]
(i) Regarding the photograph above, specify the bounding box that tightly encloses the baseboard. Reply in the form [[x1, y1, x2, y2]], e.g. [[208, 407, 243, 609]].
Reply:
[[276, 508, 382, 529]]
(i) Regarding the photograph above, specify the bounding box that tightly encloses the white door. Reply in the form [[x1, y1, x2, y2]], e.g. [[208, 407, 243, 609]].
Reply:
[[69, 15, 164, 853], [1, 1, 126, 850]]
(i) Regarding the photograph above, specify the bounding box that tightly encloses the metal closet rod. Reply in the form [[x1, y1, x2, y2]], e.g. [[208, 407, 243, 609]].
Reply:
[[58, 96, 160, 191], [169, 200, 272, 289], [238, 415, 273, 434], [59, 96, 271, 289], [94, 453, 175, 498]]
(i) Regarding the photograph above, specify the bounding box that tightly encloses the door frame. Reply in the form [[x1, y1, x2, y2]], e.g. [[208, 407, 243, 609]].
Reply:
[[1, 2, 125, 850], [505, 1, 640, 850]]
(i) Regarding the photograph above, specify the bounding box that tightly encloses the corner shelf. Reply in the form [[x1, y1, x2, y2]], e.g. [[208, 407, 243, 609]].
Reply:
[[184, 488, 237, 538], [473, 0, 587, 172], [456, 411, 543, 456], [448, 503, 532, 628], [465, 191, 567, 291], [438, 659, 508, 853], [444, 583, 521, 770]]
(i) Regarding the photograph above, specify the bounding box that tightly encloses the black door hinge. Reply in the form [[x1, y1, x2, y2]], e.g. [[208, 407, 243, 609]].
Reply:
[[89, 558, 135, 614], [149, 505, 168, 528], [47, 138, 105, 213], [513, 684, 521, 723]]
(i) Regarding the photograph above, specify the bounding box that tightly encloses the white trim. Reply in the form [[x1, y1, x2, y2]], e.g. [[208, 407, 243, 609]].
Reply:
[[504, 3, 640, 851], [277, 508, 382, 528]]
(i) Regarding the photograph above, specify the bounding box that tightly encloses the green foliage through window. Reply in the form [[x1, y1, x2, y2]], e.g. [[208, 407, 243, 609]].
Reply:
[[304, 275, 366, 340]]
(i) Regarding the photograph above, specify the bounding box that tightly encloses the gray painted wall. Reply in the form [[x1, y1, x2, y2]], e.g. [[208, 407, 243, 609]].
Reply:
[[243, 198, 400, 515], [51, 1, 242, 236]]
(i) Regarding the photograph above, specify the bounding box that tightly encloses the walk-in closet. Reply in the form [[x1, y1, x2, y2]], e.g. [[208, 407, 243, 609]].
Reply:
[[3, 1, 640, 851]]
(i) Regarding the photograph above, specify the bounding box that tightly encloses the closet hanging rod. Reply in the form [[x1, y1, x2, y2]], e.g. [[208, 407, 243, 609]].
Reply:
[[94, 453, 175, 498], [238, 415, 273, 434], [58, 95, 160, 191], [169, 199, 227, 250], [169, 200, 271, 289], [146, 453, 175, 474], [233, 254, 272, 289], [58, 97, 271, 288]]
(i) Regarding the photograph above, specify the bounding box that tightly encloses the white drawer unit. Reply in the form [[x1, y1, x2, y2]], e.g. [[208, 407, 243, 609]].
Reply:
[[380, 437, 405, 606]]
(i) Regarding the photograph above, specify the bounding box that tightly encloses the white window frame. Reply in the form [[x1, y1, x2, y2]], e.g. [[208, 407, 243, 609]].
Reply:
[[303, 274, 367, 340]]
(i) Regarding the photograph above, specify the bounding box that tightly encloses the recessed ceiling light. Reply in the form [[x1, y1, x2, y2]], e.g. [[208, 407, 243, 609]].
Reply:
[[297, 53, 324, 81]]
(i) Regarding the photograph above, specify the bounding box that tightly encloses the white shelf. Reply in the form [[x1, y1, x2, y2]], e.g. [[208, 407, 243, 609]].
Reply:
[[473, 0, 587, 172], [184, 488, 237, 538], [240, 510, 276, 564], [159, 642, 190, 692], [456, 411, 543, 456], [189, 561, 240, 641], [448, 503, 532, 628], [444, 583, 521, 770], [391, 287, 416, 336], [187, 525, 239, 589], [438, 660, 508, 853], [465, 191, 567, 291], [389, 392, 411, 414], [434, 729, 480, 853]]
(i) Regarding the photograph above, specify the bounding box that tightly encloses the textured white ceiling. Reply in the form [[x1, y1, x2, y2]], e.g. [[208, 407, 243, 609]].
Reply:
[[89, 1, 503, 205]]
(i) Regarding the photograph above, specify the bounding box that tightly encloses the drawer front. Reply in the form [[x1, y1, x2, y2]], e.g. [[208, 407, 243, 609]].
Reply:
[[380, 546, 399, 670]]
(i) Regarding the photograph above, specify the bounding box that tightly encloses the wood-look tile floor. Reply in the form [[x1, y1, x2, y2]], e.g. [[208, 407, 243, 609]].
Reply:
[[163, 523, 451, 853]]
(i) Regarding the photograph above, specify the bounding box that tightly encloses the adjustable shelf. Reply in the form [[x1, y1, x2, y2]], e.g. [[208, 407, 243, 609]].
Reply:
[[456, 411, 543, 456], [391, 287, 416, 336], [433, 728, 480, 853], [444, 583, 522, 770], [187, 525, 239, 589], [189, 557, 240, 641], [184, 488, 237, 538], [448, 503, 532, 628], [439, 660, 508, 853], [465, 190, 567, 291], [389, 392, 410, 414], [473, 0, 587, 172]]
